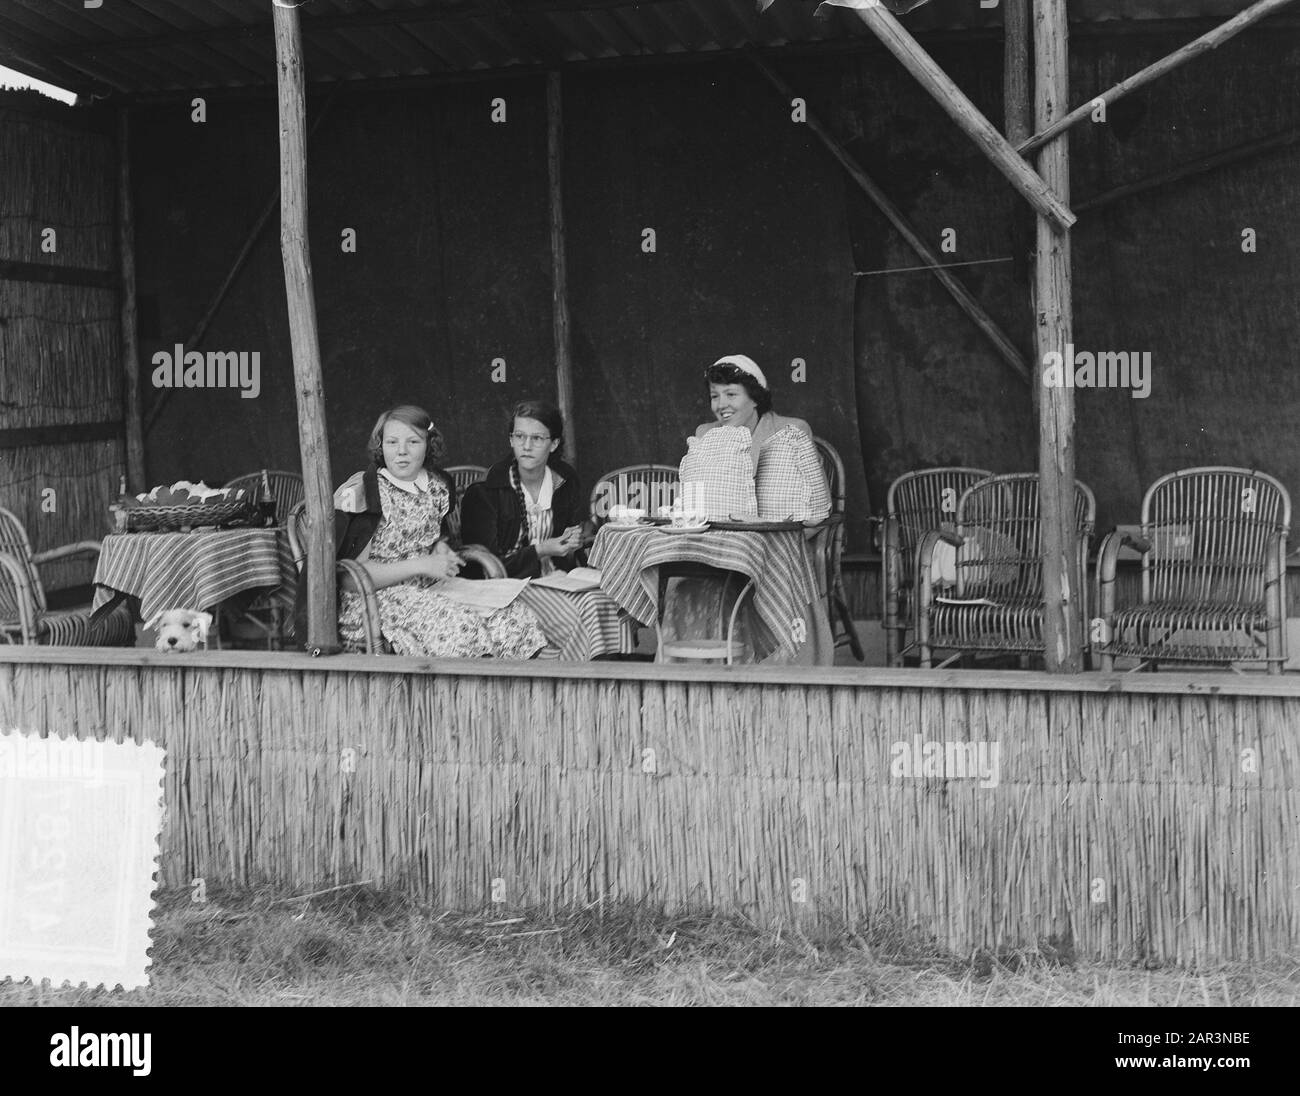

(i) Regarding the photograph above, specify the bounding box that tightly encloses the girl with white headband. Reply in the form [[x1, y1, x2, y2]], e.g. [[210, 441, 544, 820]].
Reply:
[[695, 354, 814, 469]]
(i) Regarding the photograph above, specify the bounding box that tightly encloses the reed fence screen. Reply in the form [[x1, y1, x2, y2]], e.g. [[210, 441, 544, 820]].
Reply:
[[1, 656, 1296, 964]]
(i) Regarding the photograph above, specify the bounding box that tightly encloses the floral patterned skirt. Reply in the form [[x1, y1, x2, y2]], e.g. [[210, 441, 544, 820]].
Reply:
[[340, 577, 545, 659]]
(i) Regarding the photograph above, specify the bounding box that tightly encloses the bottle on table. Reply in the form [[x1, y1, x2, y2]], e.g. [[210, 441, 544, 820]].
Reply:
[[109, 473, 130, 533], [258, 469, 277, 526]]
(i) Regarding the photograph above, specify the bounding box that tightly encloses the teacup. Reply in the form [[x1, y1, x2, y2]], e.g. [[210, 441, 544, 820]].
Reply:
[[609, 506, 646, 526]]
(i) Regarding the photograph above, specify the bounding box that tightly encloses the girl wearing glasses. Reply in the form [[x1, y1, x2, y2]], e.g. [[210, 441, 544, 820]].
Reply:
[[460, 399, 591, 578], [319, 404, 547, 659]]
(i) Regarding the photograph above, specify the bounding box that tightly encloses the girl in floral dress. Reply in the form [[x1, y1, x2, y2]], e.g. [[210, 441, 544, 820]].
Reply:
[[334, 405, 545, 659]]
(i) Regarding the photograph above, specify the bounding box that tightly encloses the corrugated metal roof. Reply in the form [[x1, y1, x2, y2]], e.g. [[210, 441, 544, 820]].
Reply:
[[0, 0, 1286, 98]]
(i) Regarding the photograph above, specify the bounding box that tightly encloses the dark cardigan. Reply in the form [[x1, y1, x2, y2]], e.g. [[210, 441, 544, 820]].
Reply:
[[459, 457, 586, 579], [292, 464, 456, 647]]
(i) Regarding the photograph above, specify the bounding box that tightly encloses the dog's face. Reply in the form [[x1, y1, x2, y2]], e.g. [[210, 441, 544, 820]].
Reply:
[[145, 609, 213, 652]]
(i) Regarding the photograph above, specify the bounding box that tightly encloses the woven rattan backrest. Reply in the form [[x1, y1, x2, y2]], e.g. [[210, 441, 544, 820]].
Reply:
[[0, 507, 47, 616], [1141, 467, 1291, 607], [444, 465, 489, 495], [590, 464, 680, 523], [225, 470, 305, 521], [954, 474, 1095, 600], [886, 467, 992, 584], [442, 465, 488, 542], [812, 437, 845, 515]]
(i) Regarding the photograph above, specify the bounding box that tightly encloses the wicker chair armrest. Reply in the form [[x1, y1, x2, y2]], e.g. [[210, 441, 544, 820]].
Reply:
[[286, 501, 307, 571], [458, 544, 507, 580], [335, 559, 386, 655], [1095, 530, 1149, 628], [32, 540, 102, 566], [915, 528, 960, 618], [0, 550, 39, 643]]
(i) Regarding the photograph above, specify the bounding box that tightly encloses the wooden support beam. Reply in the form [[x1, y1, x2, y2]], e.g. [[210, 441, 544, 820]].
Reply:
[[751, 56, 1029, 385], [0, 421, 124, 450], [1003, 0, 1031, 145], [822, 0, 1075, 233], [0, 260, 118, 290], [1018, 0, 1298, 156], [1002, 0, 1034, 337], [117, 108, 146, 493], [144, 88, 338, 434], [1033, 0, 1080, 674], [546, 70, 578, 460], [274, 0, 337, 655], [1076, 124, 1300, 214]]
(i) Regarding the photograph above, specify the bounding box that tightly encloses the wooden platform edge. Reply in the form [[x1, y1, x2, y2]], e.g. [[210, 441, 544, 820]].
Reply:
[[2, 645, 1297, 696]]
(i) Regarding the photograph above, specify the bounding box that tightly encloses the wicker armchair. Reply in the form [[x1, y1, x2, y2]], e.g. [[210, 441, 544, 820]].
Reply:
[[1095, 467, 1290, 673], [879, 467, 992, 666], [220, 471, 305, 648], [915, 474, 1095, 669], [0, 507, 134, 646], [811, 437, 863, 661], [287, 501, 508, 655], [223, 469, 304, 522], [590, 464, 679, 525]]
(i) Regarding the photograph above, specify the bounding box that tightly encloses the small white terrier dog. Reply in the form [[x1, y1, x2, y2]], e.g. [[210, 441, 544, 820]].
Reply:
[[145, 609, 214, 652]]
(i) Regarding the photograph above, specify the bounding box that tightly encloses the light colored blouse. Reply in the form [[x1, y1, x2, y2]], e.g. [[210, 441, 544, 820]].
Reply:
[[694, 412, 815, 471]]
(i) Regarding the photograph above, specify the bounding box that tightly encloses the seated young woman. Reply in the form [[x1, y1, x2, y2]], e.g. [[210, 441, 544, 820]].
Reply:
[[694, 354, 813, 469], [328, 404, 546, 659], [459, 399, 591, 578], [673, 354, 832, 665]]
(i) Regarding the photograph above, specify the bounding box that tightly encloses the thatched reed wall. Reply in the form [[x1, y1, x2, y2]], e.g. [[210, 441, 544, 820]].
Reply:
[[1, 648, 1295, 965], [0, 94, 123, 591]]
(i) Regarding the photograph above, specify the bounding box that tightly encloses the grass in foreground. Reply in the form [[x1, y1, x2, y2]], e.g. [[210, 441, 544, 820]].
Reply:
[[2, 886, 1297, 1006]]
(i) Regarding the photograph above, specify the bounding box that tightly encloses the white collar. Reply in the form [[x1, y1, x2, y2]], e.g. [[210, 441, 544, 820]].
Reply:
[[379, 467, 431, 495], [519, 466, 554, 511]]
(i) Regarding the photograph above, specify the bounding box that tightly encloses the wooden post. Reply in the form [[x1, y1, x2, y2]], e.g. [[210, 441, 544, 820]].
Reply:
[[1004, 0, 1032, 146], [116, 107, 146, 491], [751, 57, 1029, 384], [832, 0, 1075, 232], [273, 0, 337, 653], [1018, 0, 1297, 155], [1034, 0, 1080, 673], [547, 70, 576, 459], [1003, 0, 1034, 387]]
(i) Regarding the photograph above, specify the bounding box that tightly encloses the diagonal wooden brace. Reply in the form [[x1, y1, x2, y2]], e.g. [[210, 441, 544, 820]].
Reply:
[[817, 0, 1076, 233]]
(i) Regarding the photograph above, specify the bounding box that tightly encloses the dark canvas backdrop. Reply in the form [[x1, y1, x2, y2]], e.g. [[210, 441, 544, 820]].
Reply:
[[134, 30, 1300, 549]]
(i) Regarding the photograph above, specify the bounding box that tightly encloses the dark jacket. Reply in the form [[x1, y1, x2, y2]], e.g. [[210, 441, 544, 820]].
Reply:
[[459, 457, 586, 579], [292, 463, 456, 648]]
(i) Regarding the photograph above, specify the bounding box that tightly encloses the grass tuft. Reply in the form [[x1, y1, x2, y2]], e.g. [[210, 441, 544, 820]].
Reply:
[[1, 886, 1296, 1006]]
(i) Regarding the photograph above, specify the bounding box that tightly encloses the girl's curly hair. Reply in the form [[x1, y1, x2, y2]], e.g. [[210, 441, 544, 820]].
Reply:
[[365, 404, 446, 471]]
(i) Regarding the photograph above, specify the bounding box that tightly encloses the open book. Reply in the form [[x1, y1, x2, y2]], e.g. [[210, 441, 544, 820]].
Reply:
[[434, 577, 530, 614], [530, 566, 603, 593]]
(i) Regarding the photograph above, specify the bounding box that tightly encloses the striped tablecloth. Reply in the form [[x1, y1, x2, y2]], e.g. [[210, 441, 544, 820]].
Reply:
[[91, 528, 296, 622], [518, 584, 638, 661], [588, 524, 825, 661]]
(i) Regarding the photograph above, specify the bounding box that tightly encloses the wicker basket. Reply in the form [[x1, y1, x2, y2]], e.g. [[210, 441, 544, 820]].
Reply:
[[123, 496, 260, 532]]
